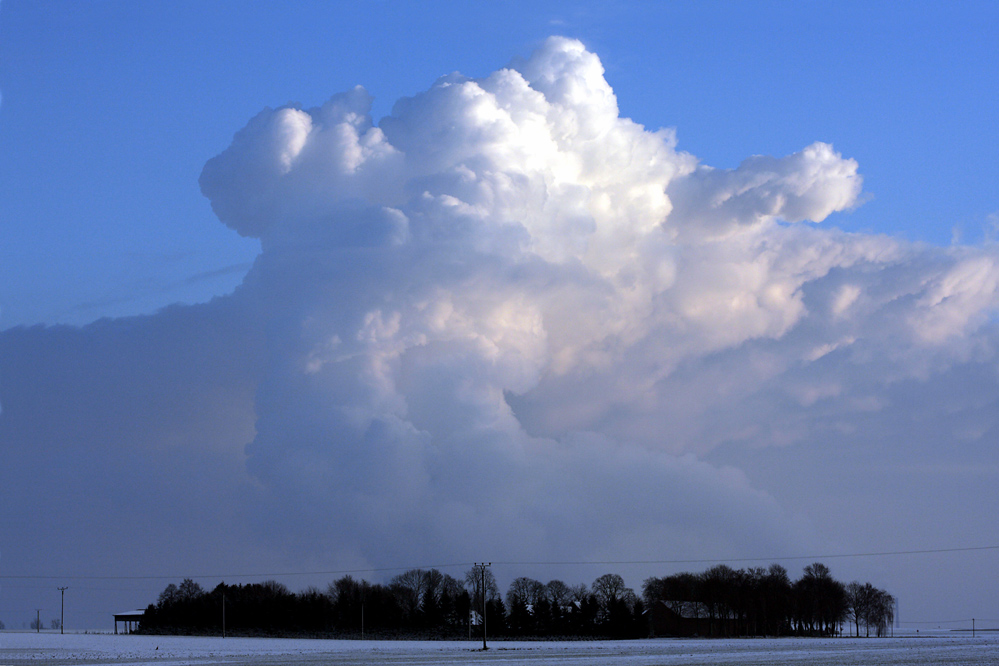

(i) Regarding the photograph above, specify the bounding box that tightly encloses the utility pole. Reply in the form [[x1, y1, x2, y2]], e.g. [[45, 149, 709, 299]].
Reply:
[[35, 609, 41, 633], [474, 563, 491, 650], [58, 587, 68, 634]]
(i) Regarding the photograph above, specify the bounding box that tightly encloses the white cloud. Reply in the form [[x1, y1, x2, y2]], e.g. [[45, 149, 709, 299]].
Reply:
[[665, 142, 862, 241], [194, 35, 999, 565], [4, 36, 999, 620], [910, 254, 999, 344]]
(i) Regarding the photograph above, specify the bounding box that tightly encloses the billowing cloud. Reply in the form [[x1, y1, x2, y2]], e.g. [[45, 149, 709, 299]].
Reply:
[[666, 142, 863, 241], [4, 36, 999, 623]]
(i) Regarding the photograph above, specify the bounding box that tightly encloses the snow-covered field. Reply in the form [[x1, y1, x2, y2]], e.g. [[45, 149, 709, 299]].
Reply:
[[1, 632, 996, 665]]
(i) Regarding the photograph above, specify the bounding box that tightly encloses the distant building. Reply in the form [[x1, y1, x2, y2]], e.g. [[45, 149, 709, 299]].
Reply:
[[648, 601, 738, 637], [113, 609, 145, 634]]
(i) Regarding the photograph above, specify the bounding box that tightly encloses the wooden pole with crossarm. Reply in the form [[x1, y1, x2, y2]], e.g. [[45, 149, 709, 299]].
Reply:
[[475, 563, 491, 650]]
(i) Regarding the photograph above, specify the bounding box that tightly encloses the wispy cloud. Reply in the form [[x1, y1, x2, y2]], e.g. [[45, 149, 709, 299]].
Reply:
[[183, 262, 255, 285]]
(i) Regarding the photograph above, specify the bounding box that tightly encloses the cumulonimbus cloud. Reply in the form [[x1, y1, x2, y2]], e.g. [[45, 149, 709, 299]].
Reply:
[[194, 36, 999, 566], [4, 37, 999, 594]]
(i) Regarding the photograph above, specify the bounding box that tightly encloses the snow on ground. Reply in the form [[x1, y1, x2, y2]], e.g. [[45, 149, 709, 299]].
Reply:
[[1, 632, 997, 665]]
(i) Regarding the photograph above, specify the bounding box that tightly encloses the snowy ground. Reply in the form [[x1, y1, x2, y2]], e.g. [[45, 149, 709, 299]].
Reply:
[[1, 632, 997, 665]]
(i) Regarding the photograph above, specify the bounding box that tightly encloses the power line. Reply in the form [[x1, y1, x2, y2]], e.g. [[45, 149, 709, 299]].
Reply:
[[495, 545, 999, 567], [900, 618, 999, 624], [0, 562, 472, 581], [1, 544, 996, 582]]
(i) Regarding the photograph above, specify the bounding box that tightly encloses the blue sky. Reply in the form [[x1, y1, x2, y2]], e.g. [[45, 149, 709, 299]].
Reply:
[[3, 0, 999, 632], [2, 1, 996, 327]]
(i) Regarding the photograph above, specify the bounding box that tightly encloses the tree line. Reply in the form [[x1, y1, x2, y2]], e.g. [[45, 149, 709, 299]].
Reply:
[[643, 563, 895, 637], [138, 562, 892, 638]]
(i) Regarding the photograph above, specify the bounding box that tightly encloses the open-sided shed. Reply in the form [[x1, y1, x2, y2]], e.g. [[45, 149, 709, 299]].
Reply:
[[112, 609, 145, 634]]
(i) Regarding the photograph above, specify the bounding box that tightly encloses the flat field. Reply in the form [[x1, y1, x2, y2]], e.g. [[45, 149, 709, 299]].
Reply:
[[1, 632, 996, 665]]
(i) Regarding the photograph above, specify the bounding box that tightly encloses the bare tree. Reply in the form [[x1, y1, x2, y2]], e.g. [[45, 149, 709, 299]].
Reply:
[[794, 563, 846, 635], [592, 573, 633, 627], [260, 580, 290, 595], [157, 583, 180, 606], [764, 564, 791, 636], [845, 581, 866, 637], [866, 588, 895, 637], [507, 577, 545, 608], [390, 569, 429, 620], [178, 578, 205, 601], [591, 573, 627, 607], [545, 580, 573, 608], [569, 582, 589, 603], [464, 565, 499, 608]]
